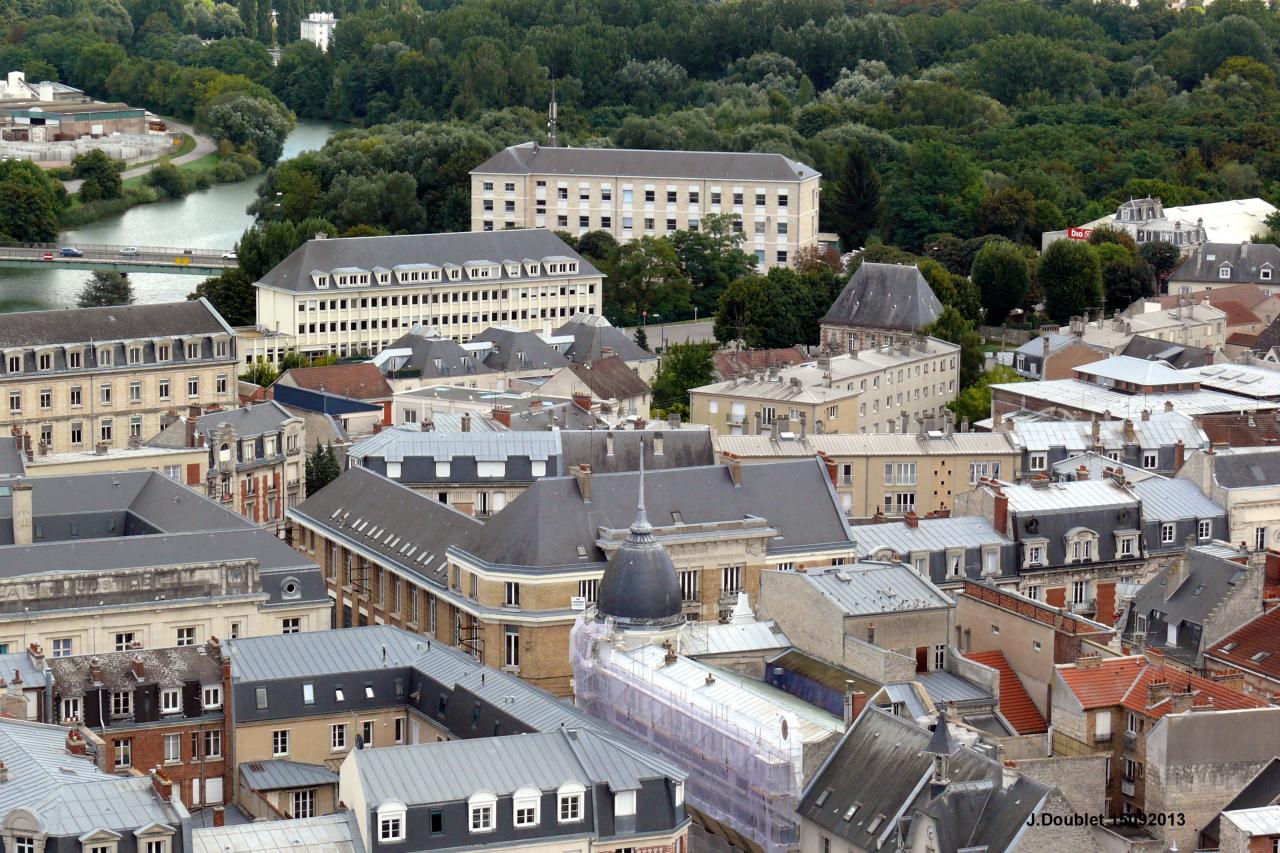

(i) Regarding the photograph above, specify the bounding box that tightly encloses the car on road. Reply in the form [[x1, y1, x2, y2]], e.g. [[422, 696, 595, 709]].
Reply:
[[119, 246, 140, 256], [59, 247, 83, 257], [41, 251, 53, 261], [221, 251, 237, 260]]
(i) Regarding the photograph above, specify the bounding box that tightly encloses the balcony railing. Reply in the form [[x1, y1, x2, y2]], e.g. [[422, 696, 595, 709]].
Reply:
[[1121, 779, 1135, 797], [1122, 731, 1138, 750], [1071, 598, 1096, 614], [1093, 732, 1112, 744]]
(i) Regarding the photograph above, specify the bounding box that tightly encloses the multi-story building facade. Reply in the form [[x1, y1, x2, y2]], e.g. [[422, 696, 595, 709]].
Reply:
[[0, 471, 329, 656], [0, 300, 237, 454], [690, 338, 961, 437], [245, 230, 603, 363], [289, 457, 855, 696], [1179, 446, 1280, 551], [713, 425, 1020, 518], [469, 142, 821, 270], [48, 640, 232, 810], [1006, 412, 1207, 480]]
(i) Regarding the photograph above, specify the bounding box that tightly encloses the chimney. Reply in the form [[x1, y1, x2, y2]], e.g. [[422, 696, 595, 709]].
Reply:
[[65, 729, 86, 755], [1210, 669, 1245, 691], [0, 760, 9, 783], [372, 422, 383, 435], [1148, 679, 1171, 706], [667, 412, 680, 430], [1077, 464, 1089, 481], [11, 482, 32, 546], [662, 642, 677, 665], [1164, 400, 1174, 412], [212, 806, 225, 828], [798, 412, 807, 439], [843, 683, 867, 726], [460, 412, 471, 432], [753, 412, 763, 435], [572, 464, 591, 502], [724, 452, 743, 487], [26, 643, 43, 670], [993, 489, 1008, 535], [572, 391, 592, 412], [905, 511, 919, 529], [1042, 335, 1050, 356], [1174, 440, 1185, 472], [1169, 690, 1195, 714], [1124, 419, 1136, 443], [816, 451, 837, 487], [89, 657, 103, 684], [1076, 654, 1104, 668], [634, 417, 646, 430], [1166, 554, 1189, 601], [491, 406, 512, 428], [770, 417, 780, 441]]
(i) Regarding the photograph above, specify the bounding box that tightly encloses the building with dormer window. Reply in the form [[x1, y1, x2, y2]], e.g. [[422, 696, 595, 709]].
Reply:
[[0, 300, 237, 455], [243, 230, 603, 363]]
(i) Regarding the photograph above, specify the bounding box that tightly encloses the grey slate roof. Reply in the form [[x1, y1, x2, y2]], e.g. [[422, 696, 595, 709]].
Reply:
[[290, 466, 483, 586], [1214, 447, 1280, 488], [0, 298, 230, 347], [256, 230, 599, 293], [1132, 477, 1227, 522], [49, 645, 223, 695], [553, 314, 653, 364], [1014, 332, 1076, 358], [472, 141, 819, 182], [560, 430, 714, 473], [381, 331, 497, 380], [819, 263, 942, 332], [195, 400, 296, 440], [350, 428, 560, 464], [596, 495, 683, 628], [799, 706, 1050, 851], [0, 717, 181, 837], [849, 516, 1012, 556], [0, 438, 25, 478], [460, 458, 853, 569], [1120, 335, 1214, 369], [471, 326, 569, 371], [1169, 242, 1280, 285], [1127, 548, 1249, 665], [240, 759, 340, 792], [800, 565, 952, 614], [228, 624, 439, 683]]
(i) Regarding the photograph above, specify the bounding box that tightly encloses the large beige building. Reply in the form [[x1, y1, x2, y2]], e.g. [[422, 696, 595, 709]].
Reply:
[[469, 142, 821, 270], [0, 300, 237, 455], [714, 426, 1020, 518], [246, 230, 603, 363], [690, 338, 961, 437]]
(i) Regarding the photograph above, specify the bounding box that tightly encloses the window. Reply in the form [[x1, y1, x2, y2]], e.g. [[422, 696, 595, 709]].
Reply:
[[395, 716, 405, 744], [176, 627, 195, 646], [100, 419, 113, 442], [1219, 265, 1232, 279], [1161, 523, 1175, 545], [161, 688, 180, 714], [505, 625, 520, 669], [1143, 451, 1158, 470], [7, 391, 18, 413], [578, 578, 599, 602], [1072, 580, 1089, 604], [721, 565, 742, 593], [187, 376, 199, 397], [187, 342, 200, 359], [1029, 453, 1046, 471], [1198, 519, 1212, 540], [504, 581, 520, 607], [158, 378, 170, 400], [379, 804, 406, 842], [282, 617, 301, 634], [61, 696, 80, 721], [100, 383, 111, 404], [431, 809, 443, 834], [680, 570, 699, 603], [203, 685, 222, 709], [255, 687, 268, 710], [114, 738, 132, 767], [38, 389, 50, 410], [1119, 535, 1136, 557], [52, 638, 71, 657], [164, 733, 181, 763], [1258, 526, 1268, 551], [70, 386, 81, 406], [329, 723, 349, 751], [1026, 544, 1045, 566], [470, 793, 496, 833], [514, 786, 541, 827], [361, 720, 374, 747], [114, 632, 135, 651], [761, 405, 775, 425], [292, 789, 316, 819], [216, 374, 227, 394], [272, 729, 289, 756], [203, 729, 222, 758]]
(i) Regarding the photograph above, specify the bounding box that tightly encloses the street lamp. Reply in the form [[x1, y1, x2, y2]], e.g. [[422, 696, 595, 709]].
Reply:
[[651, 313, 665, 350]]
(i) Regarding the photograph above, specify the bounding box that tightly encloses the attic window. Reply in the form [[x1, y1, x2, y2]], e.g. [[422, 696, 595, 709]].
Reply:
[[302, 683, 314, 705], [365, 684, 375, 699], [255, 687, 268, 710], [1251, 651, 1271, 663], [815, 788, 832, 807], [1191, 584, 1205, 597], [335, 686, 345, 702], [843, 803, 861, 821], [671, 511, 683, 524], [867, 814, 886, 834], [1222, 642, 1239, 653], [576, 545, 588, 559]]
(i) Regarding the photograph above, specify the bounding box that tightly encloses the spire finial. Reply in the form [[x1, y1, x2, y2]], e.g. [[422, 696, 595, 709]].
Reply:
[[547, 81, 559, 147], [631, 435, 651, 535]]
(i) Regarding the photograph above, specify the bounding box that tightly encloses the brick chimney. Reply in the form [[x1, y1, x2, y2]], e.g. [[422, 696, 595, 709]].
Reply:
[[460, 412, 471, 433], [1077, 464, 1089, 481], [1042, 334, 1050, 356], [11, 482, 32, 546], [66, 729, 87, 754], [723, 452, 743, 487], [1174, 439, 1185, 472], [491, 406, 512, 428], [905, 511, 919, 529], [1210, 669, 1245, 691], [572, 464, 591, 502], [1148, 679, 1170, 706], [993, 488, 1008, 535], [572, 391, 592, 412], [130, 655, 145, 681], [212, 806, 225, 827], [89, 657, 103, 685], [1076, 654, 1104, 668], [843, 682, 867, 725], [816, 451, 837, 487], [1169, 689, 1195, 714]]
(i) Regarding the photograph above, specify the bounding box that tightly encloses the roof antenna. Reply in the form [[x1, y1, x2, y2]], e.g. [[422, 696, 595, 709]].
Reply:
[[547, 81, 558, 148]]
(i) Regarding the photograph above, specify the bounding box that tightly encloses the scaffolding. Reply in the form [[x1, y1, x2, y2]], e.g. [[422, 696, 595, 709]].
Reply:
[[570, 615, 811, 853]]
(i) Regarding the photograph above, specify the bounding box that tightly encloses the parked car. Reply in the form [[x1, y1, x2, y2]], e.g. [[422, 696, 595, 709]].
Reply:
[[120, 246, 140, 256], [59, 247, 83, 257], [221, 251, 237, 260]]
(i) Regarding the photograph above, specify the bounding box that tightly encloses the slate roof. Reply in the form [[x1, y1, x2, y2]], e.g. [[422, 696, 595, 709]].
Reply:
[[256, 230, 599, 293], [0, 298, 230, 347], [0, 717, 181, 837], [192, 813, 361, 853], [560, 430, 714, 473], [471, 326, 570, 371], [289, 466, 484, 586], [377, 331, 497, 380], [240, 759, 340, 792], [990, 378, 1279, 418], [1127, 549, 1250, 663], [565, 356, 650, 400], [278, 363, 393, 400], [711, 347, 810, 381], [800, 565, 952, 615], [798, 706, 1050, 850], [228, 624, 444, 683], [49, 644, 223, 695], [459, 458, 853, 569], [0, 438, 24, 477], [472, 141, 819, 181], [1056, 656, 1265, 718], [964, 650, 1047, 734], [195, 400, 297, 440], [1014, 332, 1076, 358], [820, 263, 942, 332], [1119, 335, 1214, 369], [1213, 447, 1280, 488], [1205, 606, 1280, 685], [554, 314, 653, 363], [1002, 479, 1138, 513], [1132, 477, 1227, 522], [1202, 759, 1280, 846], [1168, 242, 1280, 285]]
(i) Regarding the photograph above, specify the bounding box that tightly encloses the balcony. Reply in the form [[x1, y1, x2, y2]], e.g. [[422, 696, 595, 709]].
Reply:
[[1071, 598, 1096, 614], [1093, 732, 1112, 745], [1121, 778, 1135, 797], [1122, 731, 1137, 750], [726, 413, 745, 427]]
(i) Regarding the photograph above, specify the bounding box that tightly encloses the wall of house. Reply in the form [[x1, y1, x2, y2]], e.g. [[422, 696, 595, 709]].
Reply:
[[756, 571, 844, 659], [955, 594, 1058, 716], [1011, 754, 1109, 816], [843, 609, 950, 667]]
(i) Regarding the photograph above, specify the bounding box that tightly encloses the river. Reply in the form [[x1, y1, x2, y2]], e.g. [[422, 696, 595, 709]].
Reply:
[[0, 119, 341, 312]]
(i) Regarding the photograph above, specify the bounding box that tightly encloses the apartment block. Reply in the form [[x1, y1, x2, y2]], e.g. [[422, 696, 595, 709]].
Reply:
[[470, 142, 820, 270], [0, 300, 237, 455], [245, 230, 603, 362]]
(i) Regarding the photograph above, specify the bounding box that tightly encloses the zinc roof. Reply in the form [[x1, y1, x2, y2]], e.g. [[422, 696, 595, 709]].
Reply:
[[1132, 478, 1226, 522], [1009, 411, 1208, 452], [678, 620, 791, 657], [1002, 479, 1137, 513], [849, 516, 1011, 556], [240, 760, 339, 792], [713, 431, 1018, 458], [472, 141, 819, 182], [1223, 806, 1280, 837], [1188, 363, 1280, 399], [915, 670, 992, 705], [990, 379, 1279, 417], [349, 428, 560, 463], [1075, 356, 1188, 386], [801, 565, 952, 615], [228, 624, 437, 682]]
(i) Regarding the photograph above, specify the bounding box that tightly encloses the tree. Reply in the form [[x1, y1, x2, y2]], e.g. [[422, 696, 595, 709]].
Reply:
[[604, 237, 692, 327], [240, 356, 278, 386], [145, 161, 194, 199], [305, 440, 340, 495], [72, 149, 122, 202], [970, 241, 1029, 326], [202, 93, 295, 165], [1038, 240, 1104, 325], [670, 214, 755, 317], [947, 366, 1023, 427], [0, 160, 66, 243], [921, 307, 985, 389], [633, 326, 649, 351], [651, 342, 715, 417], [1100, 249, 1156, 313], [825, 142, 881, 250], [76, 271, 133, 307], [1140, 241, 1182, 284]]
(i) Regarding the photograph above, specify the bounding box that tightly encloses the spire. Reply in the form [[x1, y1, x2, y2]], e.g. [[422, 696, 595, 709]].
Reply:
[[632, 435, 651, 535], [547, 81, 559, 147]]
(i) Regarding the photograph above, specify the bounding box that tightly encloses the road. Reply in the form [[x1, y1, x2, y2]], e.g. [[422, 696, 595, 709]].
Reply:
[[62, 120, 217, 194], [625, 319, 717, 348], [0, 241, 233, 275]]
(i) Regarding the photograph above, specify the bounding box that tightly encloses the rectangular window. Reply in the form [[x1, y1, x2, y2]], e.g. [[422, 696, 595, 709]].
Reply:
[[272, 729, 290, 756], [282, 617, 301, 634], [1161, 523, 1175, 545], [52, 638, 71, 658], [61, 696, 80, 721], [100, 419, 113, 442], [1257, 526, 1267, 551], [1198, 519, 1212, 540], [114, 738, 132, 768], [471, 803, 494, 832], [203, 729, 222, 758], [70, 386, 81, 406], [114, 632, 135, 651], [176, 627, 195, 646], [100, 383, 111, 404], [380, 815, 404, 841], [331, 723, 347, 751], [504, 581, 520, 607], [7, 391, 18, 413], [203, 685, 222, 709], [362, 720, 374, 747], [158, 379, 170, 400], [187, 376, 199, 397], [1029, 453, 1046, 471], [291, 789, 316, 819], [721, 565, 742, 594], [1143, 451, 1158, 470], [39, 389, 50, 409], [505, 626, 520, 668], [164, 733, 181, 763]]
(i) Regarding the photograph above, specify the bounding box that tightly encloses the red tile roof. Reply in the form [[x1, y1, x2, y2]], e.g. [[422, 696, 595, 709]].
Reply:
[[965, 650, 1047, 734], [276, 363, 393, 400], [1228, 332, 1261, 347], [1058, 656, 1267, 719], [712, 347, 809, 381], [1214, 299, 1262, 328], [1197, 412, 1280, 448], [1207, 606, 1280, 684], [1150, 284, 1271, 312]]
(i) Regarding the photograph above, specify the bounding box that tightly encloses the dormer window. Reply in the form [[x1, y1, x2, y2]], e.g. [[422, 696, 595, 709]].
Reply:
[[614, 789, 637, 818], [1219, 264, 1232, 279], [98, 347, 113, 366], [378, 801, 407, 842], [1263, 266, 1274, 281], [5, 354, 20, 374], [469, 792, 497, 833], [128, 346, 142, 364], [513, 786, 541, 827], [557, 783, 585, 823], [36, 351, 51, 371], [186, 342, 200, 359], [156, 343, 170, 362]]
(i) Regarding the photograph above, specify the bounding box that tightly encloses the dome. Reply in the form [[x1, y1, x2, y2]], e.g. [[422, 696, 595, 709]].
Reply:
[[595, 452, 683, 630]]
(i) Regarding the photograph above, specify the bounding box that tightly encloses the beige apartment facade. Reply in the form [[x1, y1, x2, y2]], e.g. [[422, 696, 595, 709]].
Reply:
[[0, 300, 237, 454], [690, 339, 961, 437], [714, 429, 1020, 518], [247, 230, 603, 363], [470, 142, 821, 270]]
